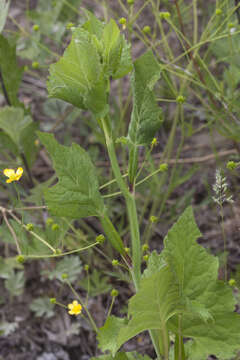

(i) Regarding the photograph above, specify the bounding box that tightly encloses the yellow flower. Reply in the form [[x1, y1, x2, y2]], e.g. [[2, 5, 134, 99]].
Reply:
[[68, 300, 82, 316], [3, 167, 23, 183]]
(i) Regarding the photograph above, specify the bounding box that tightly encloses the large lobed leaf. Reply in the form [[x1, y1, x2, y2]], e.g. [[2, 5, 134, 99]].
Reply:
[[47, 15, 132, 117], [38, 132, 104, 218]]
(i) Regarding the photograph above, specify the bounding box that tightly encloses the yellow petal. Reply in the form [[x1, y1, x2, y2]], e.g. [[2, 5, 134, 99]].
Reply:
[[72, 300, 78, 306], [68, 304, 73, 310], [16, 167, 23, 177], [68, 310, 74, 315], [6, 178, 13, 183], [3, 169, 15, 178]]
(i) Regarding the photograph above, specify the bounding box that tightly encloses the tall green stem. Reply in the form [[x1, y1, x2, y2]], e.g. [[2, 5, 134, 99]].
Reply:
[[101, 117, 141, 285]]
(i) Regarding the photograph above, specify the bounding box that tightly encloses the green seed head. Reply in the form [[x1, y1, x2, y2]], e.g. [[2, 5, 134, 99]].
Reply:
[[96, 234, 105, 244], [127, 0, 134, 4], [215, 8, 222, 15], [84, 264, 89, 271], [143, 25, 151, 34], [61, 273, 68, 280], [111, 289, 119, 297], [142, 244, 149, 252], [16, 255, 25, 264], [26, 223, 34, 231], [143, 254, 149, 262], [150, 215, 158, 223], [46, 218, 54, 226], [159, 163, 168, 172], [32, 61, 39, 69], [228, 22, 234, 29], [228, 278, 236, 287], [176, 95, 186, 104], [32, 24, 39, 31], [160, 12, 171, 20], [50, 297, 56, 304], [226, 161, 237, 171], [124, 247, 130, 254], [119, 17, 127, 25], [112, 259, 119, 266], [51, 223, 59, 231]]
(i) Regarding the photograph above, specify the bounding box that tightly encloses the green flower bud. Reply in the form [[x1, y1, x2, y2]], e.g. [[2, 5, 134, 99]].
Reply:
[[26, 223, 34, 231], [215, 8, 222, 15], [142, 244, 149, 252], [111, 289, 119, 297], [151, 137, 157, 147], [228, 278, 236, 287], [124, 247, 130, 254], [143, 25, 151, 34], [127, 0, 134, 4], [16, 255, 25, 264], [55, 248, 62, 255], [50, 297, 56, 304], [51, 223, 59, 231], [176, 95, 186, 104], [32, 24, 39, 31], [61, 273, 68, 280], [96, 234, 105, 244], [112, 259, 119, 266], [159, 163, 168, 172], [23, 65, 29, 72], [32, 61, 39, 69], [226, 161, 237, 170], [160, 12, 171, 20]]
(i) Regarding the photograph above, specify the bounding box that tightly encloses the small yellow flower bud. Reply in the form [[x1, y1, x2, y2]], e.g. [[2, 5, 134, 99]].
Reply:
[[96, 234, 105, 244], [226, 161, 237, 170], [32, 24, 39, 31], [143, 25, 151, 34], [16, 255, 25, 264], [215, 8, 222, 15], [61, 273, 68, 280], [111, 289, 119, 297], [84, 264, 89, 271], [150, 215, 158, 223], [112, 259, 119, 266], [124, 247, 130, 254], [160, 12, 171, 20], [50, 297, 56, 304], [51, 223, 59, 231], [176, 95, 186, 104], [32, 61, 39, 69], [142, 244, 149, 252], [159, 163, 168, 172], [228, 278, 236, 287]]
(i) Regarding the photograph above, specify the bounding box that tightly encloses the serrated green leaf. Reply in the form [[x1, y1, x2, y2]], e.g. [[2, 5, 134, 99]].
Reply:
[[99, 265, 180, 356], [47, 27, 108, 117], [161, 207, 240, 359], [0, 107, 32, 148], [128, 51, 162, 146], [30, 297, 55, 318], [5, 270, 25, 297], [98, 316, 127, 355], [113, 38, 132, 79], [92, 352, 151, 360], [0, 35, 23, 106], [0, 0, 10, 33], [38, 132, 104, 218], [42, 255, 82, 283]]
